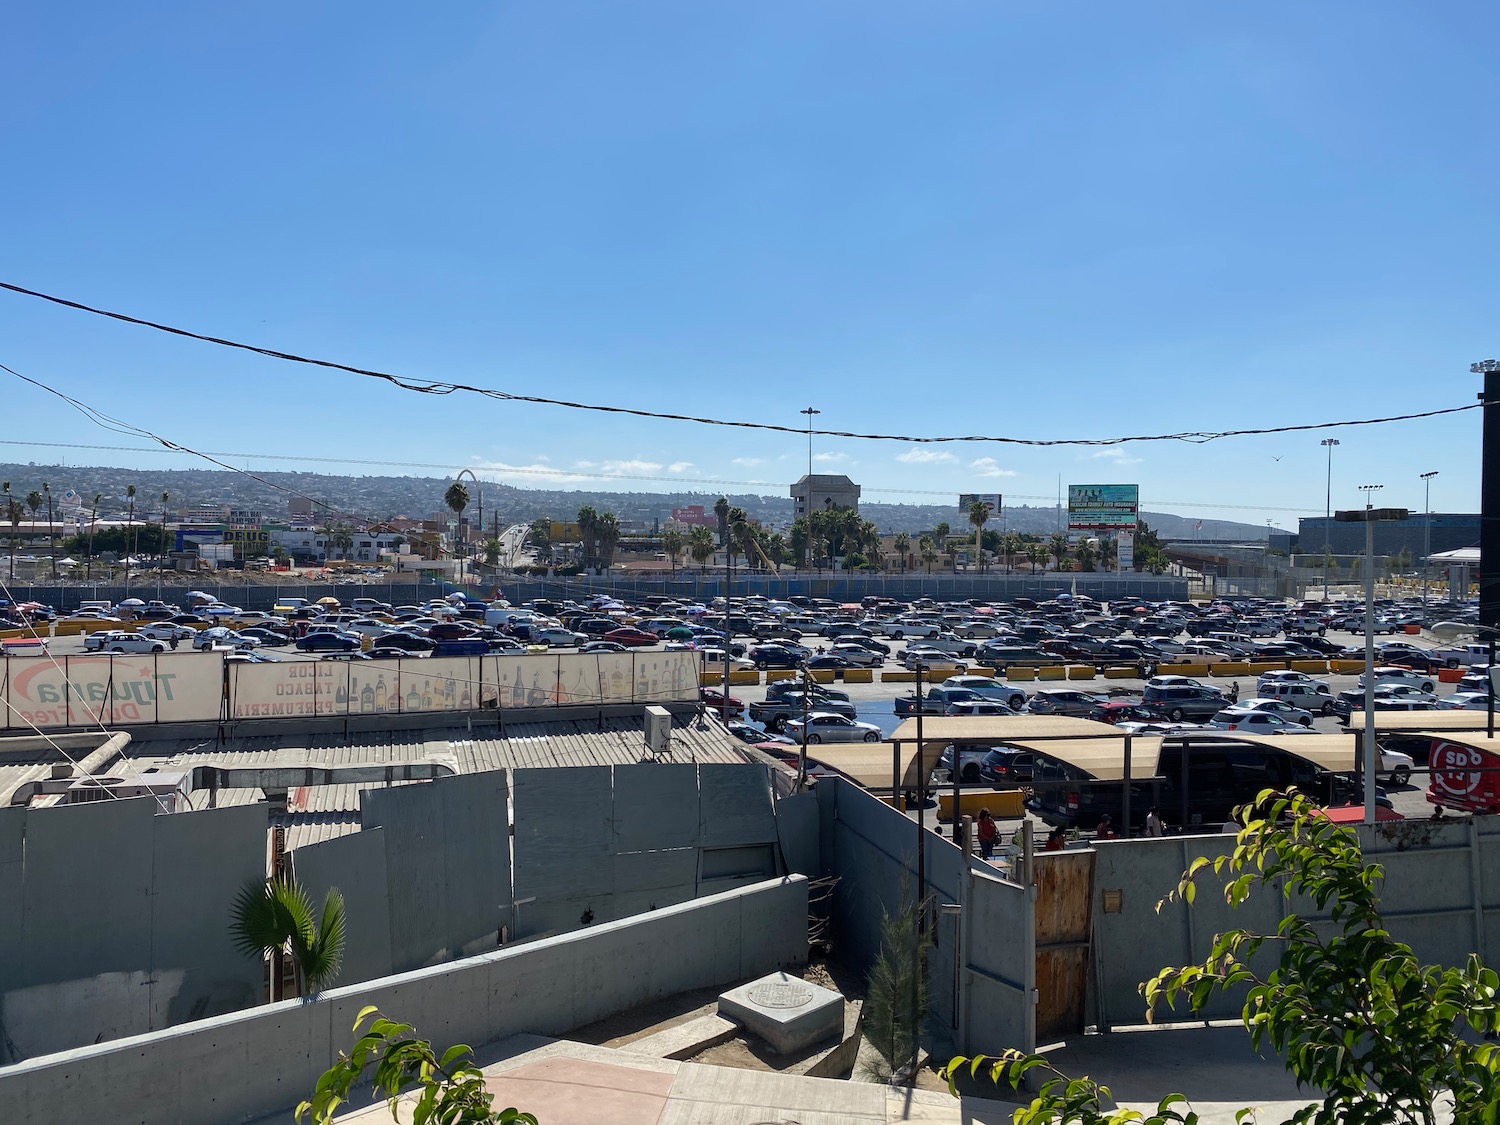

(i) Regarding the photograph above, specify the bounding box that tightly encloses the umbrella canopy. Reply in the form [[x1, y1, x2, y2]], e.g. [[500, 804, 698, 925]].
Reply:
[[117, 597, 145, 606], [447, 592, 469, 602], [57, 558, 80, 567], [666, 626, 695, 639], [317, 597, 341, 607], [186, 591, 214, 601]]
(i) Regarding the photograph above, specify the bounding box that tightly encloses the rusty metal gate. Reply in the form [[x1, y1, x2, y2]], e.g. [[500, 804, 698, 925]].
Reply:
[[1034, 850, 1096, 1041]]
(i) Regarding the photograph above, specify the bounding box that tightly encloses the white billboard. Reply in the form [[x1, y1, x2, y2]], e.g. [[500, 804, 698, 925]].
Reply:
[[2, 652, 224, 730], [1067, 484, 1139, 531]]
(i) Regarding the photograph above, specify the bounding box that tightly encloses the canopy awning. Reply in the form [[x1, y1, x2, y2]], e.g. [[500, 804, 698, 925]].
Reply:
[[1005, 736, 1164, 782], [1348, 710, 1492, 733], [889, 715, 1119, 744]]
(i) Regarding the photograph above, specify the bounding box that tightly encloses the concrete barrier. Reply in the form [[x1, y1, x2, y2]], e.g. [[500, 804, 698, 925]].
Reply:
[[1207, 662, 1250, 677], [1006, 667, 1036, 681], [1247, 661, 1289, 675], [1160, 662, 1209, 676], [1036, 666, 1066, 681], [809, 668, 836, 683], [1066, 665, 1097, 680], [765, 668, 799, 683], [938, 789, 1025, 821], [1333, 659, 1368, 674], [0, 876, 810, 1125], [882, 671, 916, 683], [841, 668, 874, 684], [970, 667, 996, 677], [1290, 660, 1330, 675], [728, 670, 760, 686], [1102, 666, 1136, 680]]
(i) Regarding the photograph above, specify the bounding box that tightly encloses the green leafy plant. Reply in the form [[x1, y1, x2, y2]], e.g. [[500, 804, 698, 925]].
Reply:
[[946, 1050, 1204, 1125], [949, 789, 1500, 1123], [231, 877, 347, 999], [297, 1007, 537, 1125]]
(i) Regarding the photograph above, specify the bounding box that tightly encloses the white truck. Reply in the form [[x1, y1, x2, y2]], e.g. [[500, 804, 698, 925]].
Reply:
[[1432, 642, 1494, 668], [878, 619, 941, 640]]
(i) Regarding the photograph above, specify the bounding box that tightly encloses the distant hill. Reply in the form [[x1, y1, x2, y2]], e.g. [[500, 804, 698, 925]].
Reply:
[[0, 461, 1276, 539]]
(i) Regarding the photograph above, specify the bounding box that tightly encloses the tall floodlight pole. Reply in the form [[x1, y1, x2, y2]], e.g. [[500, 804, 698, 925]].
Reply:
[[1358, 485, 1382, 824], [1321, 438, 1340, 602], [1474, 361, 1500, 638], [1420, 471, 1438, 606], [800, 407, 820, 534]]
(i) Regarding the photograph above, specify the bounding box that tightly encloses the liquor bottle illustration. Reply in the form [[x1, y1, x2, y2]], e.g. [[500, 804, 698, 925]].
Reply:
[[609, 663, 625, 701], [361, 677, 375, 713], [527, 671, 546, 707], [459, 681, 472, 709], [406, 679, 422, 711], [636, 662, 649, 701], [511, 666, 526, 708], [375, 674, 388, 712], [572, 666, 593, 704], [422, 679, 434, 709]]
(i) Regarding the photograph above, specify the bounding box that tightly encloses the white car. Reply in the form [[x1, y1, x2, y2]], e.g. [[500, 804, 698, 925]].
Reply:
[[880, 619, 941, 640], [825, 643, 884, 667], [533, 627, 589, 648], [1358, 667, 1436, 694], [1371, 683, 1438, 705], [942, 675, 1028, 710], [1257, 669, 1324, 690], [944, 700, 1015, 716], [137, 622, 197, 642], [1208, 708, 1315, 735], [83, 630, 167, 654], [1378, 747, 1415, 786], [1437, 692, 1493, 711], [1232, 697, 1315, 727], [194, 627, 261, 651], [783, 712, 883, 744]]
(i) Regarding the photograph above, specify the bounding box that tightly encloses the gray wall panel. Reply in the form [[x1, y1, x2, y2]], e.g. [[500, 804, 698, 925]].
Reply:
[[699, 763, 776, 847], [775, 791, 819, 876], [613, 764, 699, 851], [0, 807, 25, 1022], [513, 767, 612, 901], [294, 829, 394, 985], [614, 847, 698, 898], [150, 803, 266, 1025]]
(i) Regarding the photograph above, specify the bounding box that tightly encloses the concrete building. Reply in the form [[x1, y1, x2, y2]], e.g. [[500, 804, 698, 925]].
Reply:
[[1295, 512, 1478, 560], [791, 474, 861, 522]]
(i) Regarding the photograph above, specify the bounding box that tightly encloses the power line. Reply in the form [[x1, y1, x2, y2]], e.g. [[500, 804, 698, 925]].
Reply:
[[0, 280, 1484, 446]]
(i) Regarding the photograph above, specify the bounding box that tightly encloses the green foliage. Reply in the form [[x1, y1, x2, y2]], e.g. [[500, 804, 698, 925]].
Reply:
[[297, 1007, 537, 1125], [861, 886, 929, 1082], [944, 1051, 1204, 1125], [231, 877, 347, 998], [63, 524, 171, 555], [951, 790, 1500, 1124]]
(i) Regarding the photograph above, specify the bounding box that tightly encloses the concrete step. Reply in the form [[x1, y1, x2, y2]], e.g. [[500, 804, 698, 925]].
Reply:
[[619, 1013, 742, 1060]]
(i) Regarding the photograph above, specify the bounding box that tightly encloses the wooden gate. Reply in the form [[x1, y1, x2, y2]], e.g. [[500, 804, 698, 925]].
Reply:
[[1034, 850, 1095, 1041]]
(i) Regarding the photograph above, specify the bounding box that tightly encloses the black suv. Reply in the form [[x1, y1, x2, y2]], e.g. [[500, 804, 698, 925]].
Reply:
[[1141, 683, 1229, 722]]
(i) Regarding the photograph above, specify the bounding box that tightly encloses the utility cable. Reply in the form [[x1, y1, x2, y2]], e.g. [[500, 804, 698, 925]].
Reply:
[[0, 280, 1484, 447]]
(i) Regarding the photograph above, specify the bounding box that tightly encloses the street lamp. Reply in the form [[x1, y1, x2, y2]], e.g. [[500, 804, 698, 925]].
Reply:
[[799, 407, 820, 529], [1420, 471, 1438, 606], [1321, 438, 1339, 602]]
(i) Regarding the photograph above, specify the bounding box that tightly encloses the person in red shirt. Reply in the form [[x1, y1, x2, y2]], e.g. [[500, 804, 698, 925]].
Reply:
[[1095, 815, 1117, 841], [976, 808, 999, 859]]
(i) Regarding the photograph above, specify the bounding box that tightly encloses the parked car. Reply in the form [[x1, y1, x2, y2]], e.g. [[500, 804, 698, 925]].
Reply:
[[295, 631, 362, 653], [1358, 666, 1437, 694], [1437, 692, 1493, 710], [823, 643, 884, 667], [1026, 688, 1107, 717], [1231, 698, 1315, 726], [83, 630, 168, 654], [136, 622, 197, 643], [932, 743, 996, 784], [978, 748, 1035, 786], [941, 675, 1028, 710], [748, 644, 804, 670], [372, 631, 437, 653], [534, 627, 589, 648], [1208, 707, 1316, 735], [783, 712, 883, 744], [580, 640, 629, 654], [699, 688, 745, 717], [1141, 683, 1231, 722], [601, 627, 659, 647], [193, 627, 261, 652]]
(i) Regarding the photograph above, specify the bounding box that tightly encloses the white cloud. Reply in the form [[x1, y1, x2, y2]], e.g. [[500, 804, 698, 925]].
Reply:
[[896, 449, 957, 464], [1090, 449, 1144, 466], [814, 451, 850, 464], [667, 461, 694, 473], [598, 459, 664, 475], [469, 459, 600, 486], [732, 457, 766, 468], [969, 457, 1017, 478]]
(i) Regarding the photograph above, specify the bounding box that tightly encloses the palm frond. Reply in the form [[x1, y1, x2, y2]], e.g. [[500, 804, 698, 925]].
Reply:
[[230, 878, 298, 960], [302, 888, 347, 992]]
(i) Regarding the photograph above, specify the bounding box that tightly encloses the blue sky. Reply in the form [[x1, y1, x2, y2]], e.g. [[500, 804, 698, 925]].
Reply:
[[2, 1, 1496, 529]]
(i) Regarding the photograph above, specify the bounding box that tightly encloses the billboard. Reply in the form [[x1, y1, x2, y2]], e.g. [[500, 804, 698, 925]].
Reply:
[[2, 652, 224, 729], [958, 494, 1001, 514], [1068, 484, 1139, 531]]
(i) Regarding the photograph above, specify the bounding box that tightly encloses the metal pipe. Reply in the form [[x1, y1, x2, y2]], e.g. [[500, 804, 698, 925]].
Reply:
[[1360, 485, 1381, 824], [1321, 438, 1339, 603]]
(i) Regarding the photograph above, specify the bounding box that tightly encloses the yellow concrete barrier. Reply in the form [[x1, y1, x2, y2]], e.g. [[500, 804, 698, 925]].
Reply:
[[938, 789, 1026, 822], [970, 667, 996, 677], [1247, 661, 1288, 675], [1066, 665, 1097, 680], [809, 668, 836, 683], [1291, 660, 1330, 675], [698, 671, 721, 686], [841, 668, 874, 684], [1208, 661, 1251, 677], [1037, 666, 1067, 681], [728, 670, 761, 686], [1102, 666, 1137, 679], [1333, 659, 1368, 675], [1162, 662, 1209, 676], [51, 621, 84, 637], [882, 670, 916, 683], [1006, 667, 1036, 681], [764, 668, 799, 683]]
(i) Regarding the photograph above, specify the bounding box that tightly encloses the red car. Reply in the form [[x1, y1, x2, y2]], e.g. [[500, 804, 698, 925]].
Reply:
[[699, 688, 745, 717], [602, 627, 659, 647]]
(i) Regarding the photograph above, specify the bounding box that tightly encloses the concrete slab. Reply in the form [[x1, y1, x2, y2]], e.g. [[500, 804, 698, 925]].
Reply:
[[621, 1013, 741, 1060], [484, 1056, 674, 1125], [664, 1061, 889, 1123], [719, 971, 844, 1055]]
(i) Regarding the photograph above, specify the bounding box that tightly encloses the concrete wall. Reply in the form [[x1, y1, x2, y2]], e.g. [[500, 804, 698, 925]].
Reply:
[[1091, 817, 1500, 1028], [0, 798, 266, 1062], [0, 875, 809, 1125]]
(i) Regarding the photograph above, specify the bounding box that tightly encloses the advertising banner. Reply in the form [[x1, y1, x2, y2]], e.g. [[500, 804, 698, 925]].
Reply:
[[2, 652, 224, 730], [1117, 533, 1135, 571], [958, 494, 1002, 513], [1067, 484, 1139, 530], [229, 660, 345, 720]]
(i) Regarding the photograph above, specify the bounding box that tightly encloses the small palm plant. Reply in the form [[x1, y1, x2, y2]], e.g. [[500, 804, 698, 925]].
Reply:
[[232, 877, 347, 1000]]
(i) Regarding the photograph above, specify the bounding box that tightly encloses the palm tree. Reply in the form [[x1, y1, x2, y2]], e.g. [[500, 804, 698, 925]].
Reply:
[[444, 481, 470, 571], [892, 532, 911, 572], [788, 517, 810, 569], [919, 534, 937, 574], [713, 496, 730, 547], [1025, 543, 1047, 575], [576, 506, 600, 569], [2, 481, 17, 581], [596, 511, 621, 569], [1048, 532, 1070, 572], [124, 484, 136, 591], [688, 525, 715, 571], [1074, 539, 1098, 573], [1096, 536, 1118, 572], [231, 877, 346, 1001], [43, 483, 57, 579], [967, 501, 990, 572], [661, 528, 685, 572], [730, 509, 755, 570], [159, 492, 170, 566], [87, 493, 101, 581], [1000, 533, 1021, 574]]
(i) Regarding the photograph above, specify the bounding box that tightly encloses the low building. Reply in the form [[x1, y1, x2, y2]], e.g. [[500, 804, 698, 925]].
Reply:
[[790, 474, 861, 521]]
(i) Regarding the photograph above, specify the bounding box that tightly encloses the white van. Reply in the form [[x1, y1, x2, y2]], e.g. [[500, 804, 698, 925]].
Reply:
[[1259, 680, 1335, 715]]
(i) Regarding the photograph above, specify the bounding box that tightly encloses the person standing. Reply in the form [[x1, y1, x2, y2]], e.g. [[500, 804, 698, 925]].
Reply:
[[1095, 814, 1117, 840], [976, 807, 998, 859], [1146, 806, 1163, 837]]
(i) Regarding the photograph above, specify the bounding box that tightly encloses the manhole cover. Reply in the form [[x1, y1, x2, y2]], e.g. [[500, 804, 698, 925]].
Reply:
[[747, 981, 815, 1009]]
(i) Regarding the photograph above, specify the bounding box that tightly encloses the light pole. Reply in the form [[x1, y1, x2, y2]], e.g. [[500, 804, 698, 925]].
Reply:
[[1420, 471, 1438, 606], [1358, 484, 1381, 825], [1321, 438, 1339, 602], [799, 407, 819, 537]]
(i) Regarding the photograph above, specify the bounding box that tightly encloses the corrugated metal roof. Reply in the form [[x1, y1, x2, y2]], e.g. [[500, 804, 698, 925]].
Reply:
[[889, 714, 1123, 743], [1348, 710, 1492, 733], [796, 743, 946, 790], [0, 762, 58, 805], [1011, 736, 1165, 782]]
